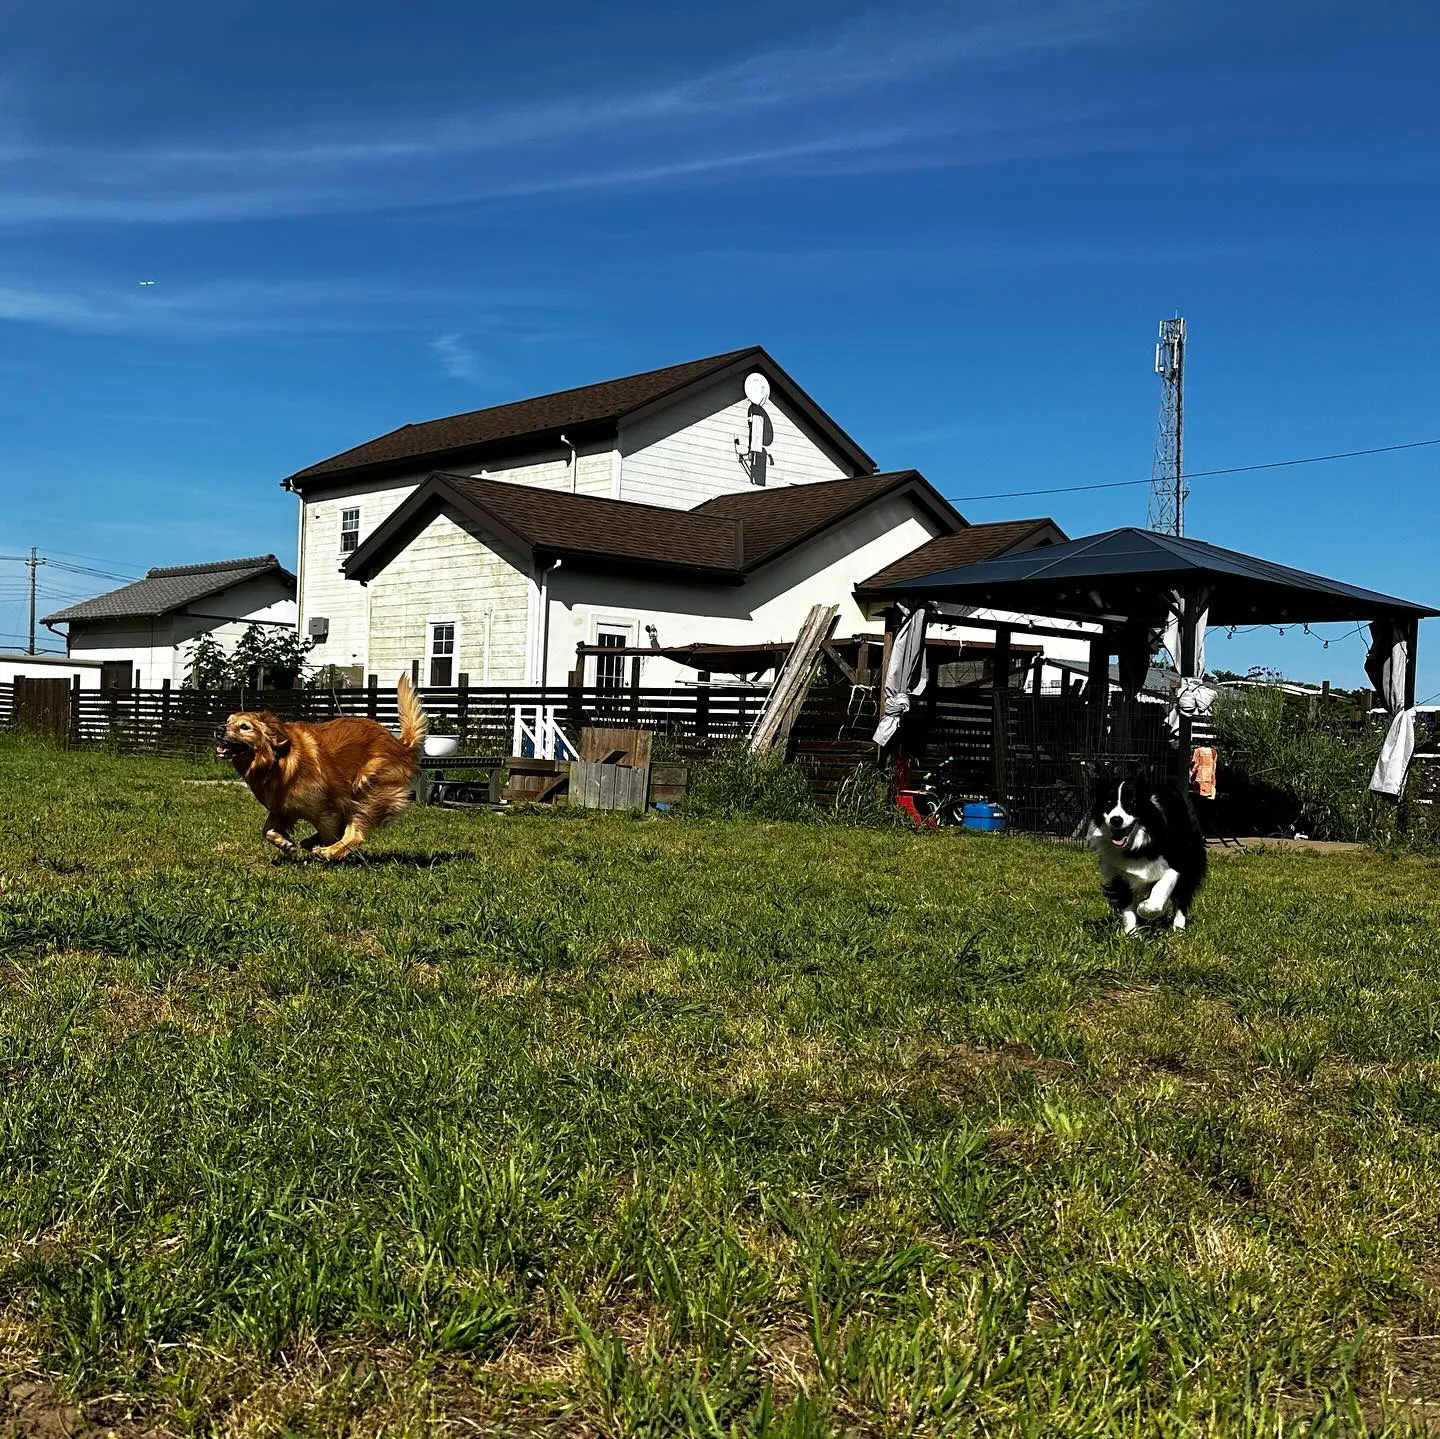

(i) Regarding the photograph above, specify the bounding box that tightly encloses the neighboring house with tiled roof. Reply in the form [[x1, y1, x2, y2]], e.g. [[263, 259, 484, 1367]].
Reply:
[[283, 347, 1083, 687], [42, 556, 296, 689]]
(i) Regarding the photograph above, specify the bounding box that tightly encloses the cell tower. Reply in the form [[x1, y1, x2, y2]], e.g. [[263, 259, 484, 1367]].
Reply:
[[1148, 316, 1186, 536]]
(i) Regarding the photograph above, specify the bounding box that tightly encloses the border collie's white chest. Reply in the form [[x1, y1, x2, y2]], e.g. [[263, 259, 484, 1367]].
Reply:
[[1087, 823, 1167, 891]]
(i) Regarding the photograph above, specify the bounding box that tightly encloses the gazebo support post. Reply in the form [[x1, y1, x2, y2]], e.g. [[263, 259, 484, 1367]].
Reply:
[[1405, 618, 1420, 711], [992, 626, 1012, 802], [1086, 631, 1110, 754], [1176, 591, 1199, 788]]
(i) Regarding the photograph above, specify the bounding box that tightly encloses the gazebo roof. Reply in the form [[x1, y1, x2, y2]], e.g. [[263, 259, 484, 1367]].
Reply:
[[880, 527, 1438, 628]]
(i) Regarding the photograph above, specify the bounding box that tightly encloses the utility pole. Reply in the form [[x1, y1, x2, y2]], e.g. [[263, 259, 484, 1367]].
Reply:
[[27, 546, 43, 655], [0, 549, 46, 654], [1148, 316, 1186, 537]]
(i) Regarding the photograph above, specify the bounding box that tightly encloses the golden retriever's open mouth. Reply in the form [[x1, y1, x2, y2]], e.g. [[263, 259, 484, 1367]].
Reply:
[[216, 736, 251, 760]]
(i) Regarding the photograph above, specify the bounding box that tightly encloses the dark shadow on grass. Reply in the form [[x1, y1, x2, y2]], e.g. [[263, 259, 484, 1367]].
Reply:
[[267, 848, 471, 870], [342, 849, 472, 869]]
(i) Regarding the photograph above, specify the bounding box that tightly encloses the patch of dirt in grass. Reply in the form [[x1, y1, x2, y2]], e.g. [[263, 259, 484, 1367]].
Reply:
[[155, 1343, 438, 1439], [984, 1123, 1054, 1162], [932, 1042, 1071, 1080], [757, 1322, 819, 1404], [1069, 988, 1248, 1078], [604, 939, 670, 968], [99, 987, 213, 1036], [0, 1375, 159, 1438]]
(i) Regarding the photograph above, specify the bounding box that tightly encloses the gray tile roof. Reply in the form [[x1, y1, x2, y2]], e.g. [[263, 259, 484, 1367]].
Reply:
[[42, 556, 295, 625]]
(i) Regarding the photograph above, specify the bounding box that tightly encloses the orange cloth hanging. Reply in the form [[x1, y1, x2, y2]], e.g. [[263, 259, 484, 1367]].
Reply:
[[1190, 746, 1217, 800]]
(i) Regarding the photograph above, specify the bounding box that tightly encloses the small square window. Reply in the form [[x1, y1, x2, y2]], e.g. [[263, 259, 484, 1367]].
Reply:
[[339, 508, 360, 553], [429, 621, 455, 687]]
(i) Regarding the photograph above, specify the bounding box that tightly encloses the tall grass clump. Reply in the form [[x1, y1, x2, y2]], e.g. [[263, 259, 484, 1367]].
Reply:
[[829, 760, 900, 828], [1210, 684, 1394, 842], [682, 745, 817, 821]]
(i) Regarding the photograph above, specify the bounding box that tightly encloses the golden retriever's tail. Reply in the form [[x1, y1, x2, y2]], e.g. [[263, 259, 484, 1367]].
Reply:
[[397, 673, 428, 751]]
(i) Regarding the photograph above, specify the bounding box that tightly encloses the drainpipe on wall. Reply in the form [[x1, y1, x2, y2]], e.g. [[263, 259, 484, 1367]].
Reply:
[[561, 435, 577, 494], [539, 558, 562, 689]]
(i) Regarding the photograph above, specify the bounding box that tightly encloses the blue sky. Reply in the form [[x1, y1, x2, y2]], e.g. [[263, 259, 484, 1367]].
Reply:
[[2, 0, 1437, 694]]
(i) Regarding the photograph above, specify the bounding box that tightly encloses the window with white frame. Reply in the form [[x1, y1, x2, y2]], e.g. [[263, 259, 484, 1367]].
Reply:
[[595, 625, 631, 691], [428, 620, 456, 687], [339, 507, 360, 553]]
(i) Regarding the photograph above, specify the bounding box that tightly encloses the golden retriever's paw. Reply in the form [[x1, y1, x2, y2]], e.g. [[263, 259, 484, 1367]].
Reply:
[[312, 845, 361, 864]]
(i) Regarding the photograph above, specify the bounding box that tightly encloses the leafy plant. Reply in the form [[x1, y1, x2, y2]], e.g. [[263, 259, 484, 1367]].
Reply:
[[185, 625, 310, 691], [185, 634, 230, 691]]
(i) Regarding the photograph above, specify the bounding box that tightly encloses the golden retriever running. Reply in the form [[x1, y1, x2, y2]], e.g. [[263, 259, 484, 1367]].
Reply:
[[217, 675, 427, 861]]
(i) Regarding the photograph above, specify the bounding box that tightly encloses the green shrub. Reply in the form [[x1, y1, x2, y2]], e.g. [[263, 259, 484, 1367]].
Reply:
[[1210, 685, 1395, 842], [682, 746, 817, 822]]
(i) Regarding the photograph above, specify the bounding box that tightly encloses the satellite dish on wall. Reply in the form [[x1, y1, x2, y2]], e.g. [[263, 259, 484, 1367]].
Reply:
[[744, 372, 770, 406]]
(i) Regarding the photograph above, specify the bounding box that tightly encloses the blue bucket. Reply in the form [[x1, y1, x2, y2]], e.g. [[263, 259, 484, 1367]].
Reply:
[[961, 802, 1008, 832]]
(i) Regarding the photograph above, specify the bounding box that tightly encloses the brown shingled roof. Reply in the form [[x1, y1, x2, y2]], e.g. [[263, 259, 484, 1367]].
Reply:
[[693, 471, 964, 568], [345, 474, 743, 582], [856, 519, 1066, 592], [343, 471, 967, 584], [286, 346, 876, 487]]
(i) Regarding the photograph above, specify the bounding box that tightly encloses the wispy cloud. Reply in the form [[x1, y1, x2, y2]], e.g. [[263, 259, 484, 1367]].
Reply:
[[0, 1, 1145, 228], [430, 333, 480, 381], [0, 274, 576, 338]]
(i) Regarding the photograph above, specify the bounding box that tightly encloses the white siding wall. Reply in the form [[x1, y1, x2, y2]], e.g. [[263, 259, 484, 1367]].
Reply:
[[619, 376, 852, 508], [469, 447, 616, 498], [299, 475, 422, 675], [544, 494, 942, 685], [365, 507, 531, 685]]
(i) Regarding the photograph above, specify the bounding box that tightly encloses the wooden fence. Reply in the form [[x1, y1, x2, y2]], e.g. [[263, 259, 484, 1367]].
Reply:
[[1, 680, 769, 760]]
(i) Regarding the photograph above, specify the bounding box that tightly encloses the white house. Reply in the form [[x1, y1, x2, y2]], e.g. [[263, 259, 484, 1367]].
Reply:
[[42, 556, 297, 689], [282, 346, 1092, 689]]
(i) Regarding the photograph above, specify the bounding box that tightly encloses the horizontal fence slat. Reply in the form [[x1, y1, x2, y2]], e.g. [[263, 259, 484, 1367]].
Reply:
[[54, 683, 774, 759]]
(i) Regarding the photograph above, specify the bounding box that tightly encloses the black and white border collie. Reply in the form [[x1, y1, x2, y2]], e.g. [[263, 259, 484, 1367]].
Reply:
[[1084, 764, 1207, 933]]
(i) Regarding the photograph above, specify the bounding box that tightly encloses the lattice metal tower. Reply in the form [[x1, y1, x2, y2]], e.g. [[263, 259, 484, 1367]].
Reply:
[[1148, 316, 1187, 536]]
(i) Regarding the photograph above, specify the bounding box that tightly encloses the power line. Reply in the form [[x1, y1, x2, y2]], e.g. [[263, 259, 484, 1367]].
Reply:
[[42, 548, 145, 570], [948, 436, 1440, 505], [47, 560, 141, 583]]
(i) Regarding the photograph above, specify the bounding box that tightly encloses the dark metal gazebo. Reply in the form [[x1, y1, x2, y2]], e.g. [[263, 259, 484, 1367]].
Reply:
[[881, 526, 1437, 798]]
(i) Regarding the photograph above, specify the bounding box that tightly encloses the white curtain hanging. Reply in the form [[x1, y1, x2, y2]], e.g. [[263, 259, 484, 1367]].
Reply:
[[1367, 620, 1415, 798], [873, 606, 929, 748]]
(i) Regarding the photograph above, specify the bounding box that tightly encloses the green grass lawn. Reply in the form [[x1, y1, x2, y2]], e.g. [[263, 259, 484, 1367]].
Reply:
[[3, 737, 1440, 1437]]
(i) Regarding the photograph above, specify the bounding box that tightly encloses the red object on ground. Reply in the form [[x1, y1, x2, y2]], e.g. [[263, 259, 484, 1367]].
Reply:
[[893, 755, 938, 828]]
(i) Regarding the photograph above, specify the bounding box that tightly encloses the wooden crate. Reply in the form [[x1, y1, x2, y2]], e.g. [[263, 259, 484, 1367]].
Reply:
[[571, 761, 648, 812], [504, 757, 570, 804], [648, 763, 689, 806]]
